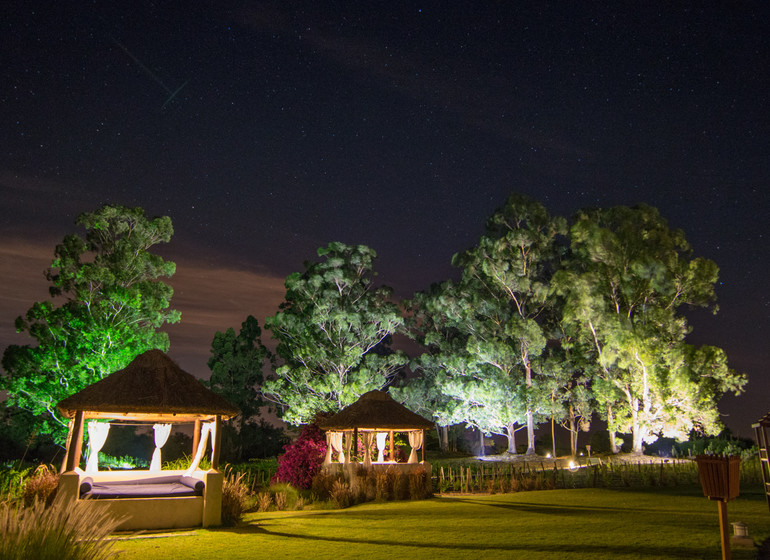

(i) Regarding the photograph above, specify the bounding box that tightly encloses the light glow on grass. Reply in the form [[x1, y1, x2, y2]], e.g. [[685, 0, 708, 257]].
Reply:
[[112, 487, 770, 560]]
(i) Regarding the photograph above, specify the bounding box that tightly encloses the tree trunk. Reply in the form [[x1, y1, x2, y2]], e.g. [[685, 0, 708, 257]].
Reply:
[[551, 416, 556, 458], [505, 422, 517, 454], [630, 397, 643, 453], [440, 425, 449, 453], [525, 360, 536, 455], [608, 405, 619, 454], [478, 428, 485, 457]]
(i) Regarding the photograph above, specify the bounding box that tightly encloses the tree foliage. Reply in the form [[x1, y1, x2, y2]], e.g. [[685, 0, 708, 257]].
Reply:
[[552, 204, 746, 452], [263, 242, 407, 425], [1, 205, 180, 442], [434, 194, 566, 454], [207, 315, 274, 460]]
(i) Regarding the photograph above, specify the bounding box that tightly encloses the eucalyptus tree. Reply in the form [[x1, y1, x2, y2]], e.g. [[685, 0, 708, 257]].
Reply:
[[263, 242, 407, 425], [1, 205, 180, 442], [553, 204, 746, 453], [402, 279, 529, 454], [207, 315, 273, 460], [452, 193, 567, 454]]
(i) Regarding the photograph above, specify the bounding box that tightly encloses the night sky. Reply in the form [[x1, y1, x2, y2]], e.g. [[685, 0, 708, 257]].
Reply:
[[2, 2, 768, 437]]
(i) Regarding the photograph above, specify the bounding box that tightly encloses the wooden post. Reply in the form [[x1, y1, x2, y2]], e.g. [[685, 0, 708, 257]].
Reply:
[[211, 415, 222, 470], [192, 419, 201, 457], [65, 411, 85, 472], [60, 417, 75, 473], [352, 427, 358, 464], [718, 500, 731, 560], [421, 429, 426, 463], [389, 430, 395, 462]]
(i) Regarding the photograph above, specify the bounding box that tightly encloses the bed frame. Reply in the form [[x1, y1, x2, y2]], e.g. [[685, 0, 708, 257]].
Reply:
[[58, 468, 223, 531]]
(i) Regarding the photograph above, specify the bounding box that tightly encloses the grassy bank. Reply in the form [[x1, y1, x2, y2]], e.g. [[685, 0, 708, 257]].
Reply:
[[113, 486, 770, 560]]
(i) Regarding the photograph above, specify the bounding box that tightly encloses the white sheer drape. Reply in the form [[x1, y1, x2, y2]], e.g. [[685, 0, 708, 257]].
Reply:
[[332, 432, 344, 463], [376, 432, 388, 462], [86, 421, 111, 473], [408, 430, 423, 464], [184, 422, 213, 476], [324, 431, 345, 465], [150, 423, 172, 471], [362, 432, 373, 466]]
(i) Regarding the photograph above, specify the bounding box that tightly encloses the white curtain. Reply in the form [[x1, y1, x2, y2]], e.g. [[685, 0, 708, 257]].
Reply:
[[332, 432, 345, 463], [86, 421, 111, 473], [408, 430, 423, 464], [362, 432, 373, 467], [376, 432, 388, 462], [184, 422, 213, 476], [324, 432, 344, 465], [150, 423, 172, 471]]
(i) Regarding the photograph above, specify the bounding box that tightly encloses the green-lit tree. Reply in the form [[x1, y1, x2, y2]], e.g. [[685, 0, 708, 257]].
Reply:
[[263, 242, 407, 425], [451, 193, 567, 454], [553, 204, 746, 453], [1, 205, 180, 442], [207, 315, 274, 460]]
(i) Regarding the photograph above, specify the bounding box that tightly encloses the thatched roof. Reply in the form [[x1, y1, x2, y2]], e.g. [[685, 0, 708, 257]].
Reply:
[[318, 390, 434, 431], [57, 349, 239, 420]]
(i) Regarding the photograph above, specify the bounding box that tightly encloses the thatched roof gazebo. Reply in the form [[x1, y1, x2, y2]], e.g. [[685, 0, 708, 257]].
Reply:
[[318, 390, 434, 469], [56, 349, 239, 530], [58, 349, 239, 473]]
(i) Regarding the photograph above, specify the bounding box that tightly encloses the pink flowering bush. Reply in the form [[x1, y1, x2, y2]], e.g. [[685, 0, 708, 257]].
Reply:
[[272, 424, 327, 490]]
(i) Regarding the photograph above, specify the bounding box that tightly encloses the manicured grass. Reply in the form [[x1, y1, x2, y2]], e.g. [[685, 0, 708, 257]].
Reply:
[[113, 487, 770, 560]]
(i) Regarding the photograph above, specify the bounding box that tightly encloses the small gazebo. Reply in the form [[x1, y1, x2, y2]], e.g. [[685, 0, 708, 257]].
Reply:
[[318, 390, 434, 471], [56, 349, 239, 530]]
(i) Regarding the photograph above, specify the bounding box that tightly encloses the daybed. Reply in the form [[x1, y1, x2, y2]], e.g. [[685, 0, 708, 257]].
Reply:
[[58, 468, 223, 531]]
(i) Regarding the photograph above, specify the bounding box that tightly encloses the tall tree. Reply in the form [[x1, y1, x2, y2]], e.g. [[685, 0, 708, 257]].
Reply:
[[452, 193, 567, 454], [553, 204, 746, 453], [207, 315, 273, 460], [1, 205, 180, 442], [263, 242, 407, 425]]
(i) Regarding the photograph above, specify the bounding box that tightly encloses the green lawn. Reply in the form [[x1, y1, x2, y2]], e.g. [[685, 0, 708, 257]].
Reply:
[[113, 487, 770, 560]]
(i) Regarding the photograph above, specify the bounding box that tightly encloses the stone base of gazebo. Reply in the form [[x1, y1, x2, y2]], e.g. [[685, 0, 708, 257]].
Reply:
[[58, 468, 223, 530]]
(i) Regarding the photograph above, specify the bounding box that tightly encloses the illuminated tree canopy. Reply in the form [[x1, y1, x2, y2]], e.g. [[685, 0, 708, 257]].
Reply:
[[552, 204, 746, 453], [263, 242, 407, 425], [1, 205, 180, 442]]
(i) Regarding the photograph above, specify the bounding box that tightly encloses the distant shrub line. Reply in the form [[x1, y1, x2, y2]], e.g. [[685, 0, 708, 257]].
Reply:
[[431, 455, 764, 494]]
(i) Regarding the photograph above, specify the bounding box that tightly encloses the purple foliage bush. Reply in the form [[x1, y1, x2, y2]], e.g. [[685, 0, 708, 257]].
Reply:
[[272, 423, 327, 490]]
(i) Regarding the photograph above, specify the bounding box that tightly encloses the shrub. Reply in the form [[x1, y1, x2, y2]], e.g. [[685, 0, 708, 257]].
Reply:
[[311, 469, 343, 500], [268, 483, 302, 510], [408, 466, 432, 500], [256, 492, 272, 512], [330, 480, 352, 509], [22, 464, 59, 508], [272, 424, 327, 490], [0, 465, 32, 502], [375, 471, 391, 501], [97, 454, 148, 470], [162, 454, 210, 471], [274, 492, 287, 511], [221, 466, 250, 526], [0, 494, 124, 560]]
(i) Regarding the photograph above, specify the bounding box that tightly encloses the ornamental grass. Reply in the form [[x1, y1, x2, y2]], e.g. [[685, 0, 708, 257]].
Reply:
[[0, 495, 124, 560]]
